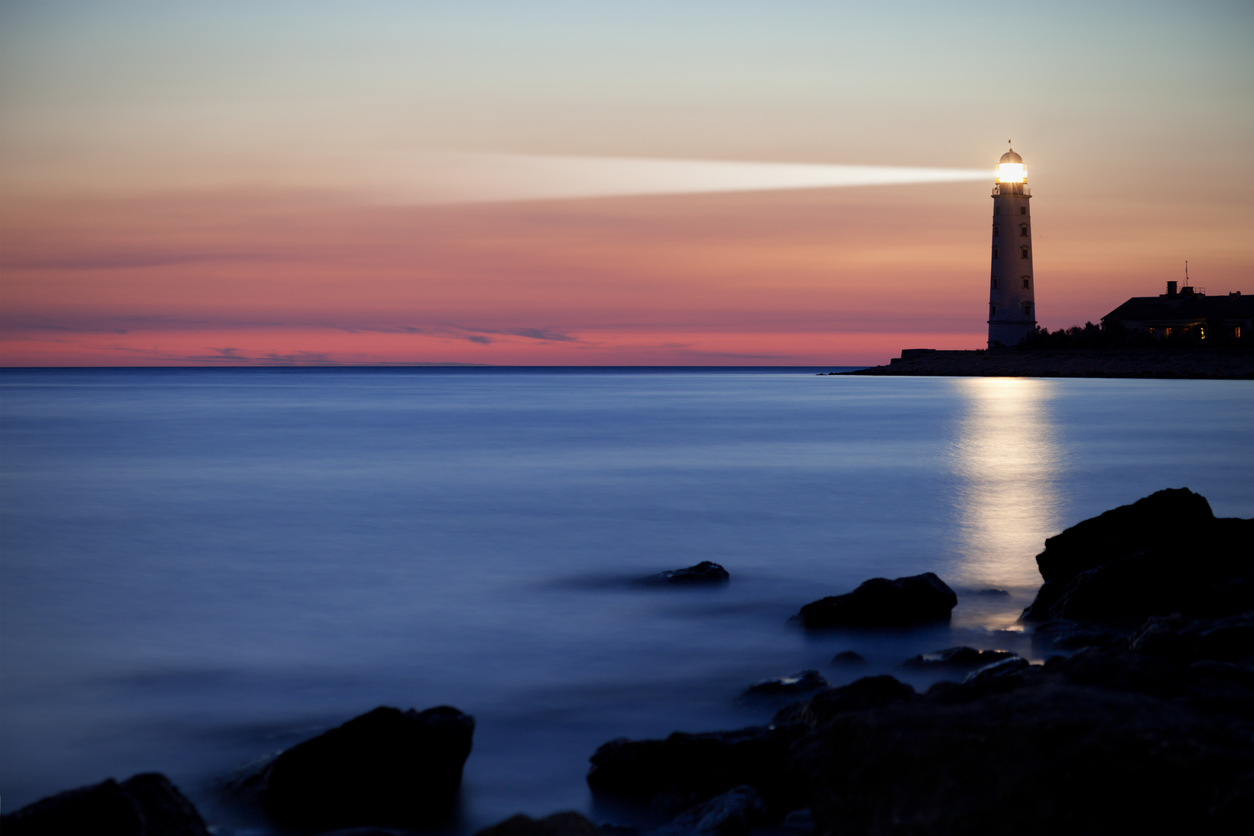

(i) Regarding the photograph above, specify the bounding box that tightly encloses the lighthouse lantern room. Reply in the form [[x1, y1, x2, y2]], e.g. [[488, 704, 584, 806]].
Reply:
[[987, 147, 1036, 347]]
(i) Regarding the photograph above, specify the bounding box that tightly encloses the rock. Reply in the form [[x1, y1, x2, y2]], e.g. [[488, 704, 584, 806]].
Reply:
[[657, 785, 766, 835], [789, 654, 1254, 835], [586, 723, 807, 813], [1030, 619, 1129, 652], [830, 650, 867, 666], [1129, 611, 1254, 663], [261, 705, 474, 832], [973, 588, 1011, 596], [779, 807, 814, 835], [740, 670, 828, 700], [640, 562, 730, 586], [473, 812, 602, 836], [793, 573, 957, 629], [772, 675, 916, 729], [900, 647, 1018, 671], [962, 657, 1032, 685], [0, 772, 209, 836], [1022, 488, 1254, 621]]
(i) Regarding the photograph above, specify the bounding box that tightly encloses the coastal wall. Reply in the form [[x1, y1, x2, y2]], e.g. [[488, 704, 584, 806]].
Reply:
[[836, 348, 1254, 379]]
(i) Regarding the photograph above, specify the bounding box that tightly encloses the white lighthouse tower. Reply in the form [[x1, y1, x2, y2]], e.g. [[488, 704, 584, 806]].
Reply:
[[987, 148, 1037, 347]]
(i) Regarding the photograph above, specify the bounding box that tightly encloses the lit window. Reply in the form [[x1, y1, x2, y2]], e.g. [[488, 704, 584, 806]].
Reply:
[[1021, 247, 1030, 259], [992, 247, 999, 259], [1022, 278, 1030, 289], [1020, 225, 1028, 237], [992, 278, 999, 289], [1020, 207, 1027, 215]]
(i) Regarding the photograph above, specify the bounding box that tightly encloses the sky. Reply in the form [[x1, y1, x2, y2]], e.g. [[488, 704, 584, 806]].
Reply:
[[2, 1, 1252, 366]]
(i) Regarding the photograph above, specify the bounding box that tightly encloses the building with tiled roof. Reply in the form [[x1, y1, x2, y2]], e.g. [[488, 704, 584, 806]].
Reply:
[[1102, 281, 1253, 341]]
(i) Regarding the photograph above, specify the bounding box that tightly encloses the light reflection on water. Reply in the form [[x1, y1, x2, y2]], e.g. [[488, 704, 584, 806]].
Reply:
[[951, 378, 1064, 593]]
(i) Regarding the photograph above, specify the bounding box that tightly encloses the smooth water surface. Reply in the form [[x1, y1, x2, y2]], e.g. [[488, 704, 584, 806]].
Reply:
[[3, 369, 1252, 828]]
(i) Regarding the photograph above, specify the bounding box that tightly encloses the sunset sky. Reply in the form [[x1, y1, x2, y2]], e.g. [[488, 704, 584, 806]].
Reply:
[[2, 1, 1251, 365]]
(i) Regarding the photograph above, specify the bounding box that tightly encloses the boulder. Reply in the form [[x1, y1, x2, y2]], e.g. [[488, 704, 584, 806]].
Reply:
[[793, 573, 957, 629], [473, 812, 602, 836], [260, 705, 474, 832], [657, 785, 766, 835], [899, 647, 1018, 671], [586, 724, 807, 813], [1022, 488, 1254, 621], [830, 650, 868, 667], [962, 657, 1033, 685], [1030, 619, 1130, 653], [790, 653, 1254, 835], [0, 772, 209, 836], [640, 562, 730, 586], [739, 670, 828, 700], [1129, 611, 1254, 663], [772, 675, 916, 729]]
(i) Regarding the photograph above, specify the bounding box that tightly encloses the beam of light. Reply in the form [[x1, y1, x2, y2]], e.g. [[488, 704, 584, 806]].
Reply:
[[369, 151, 993, 205]]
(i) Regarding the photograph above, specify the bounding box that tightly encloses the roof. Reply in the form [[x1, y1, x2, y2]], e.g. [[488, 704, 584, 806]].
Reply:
[[999, 148, 1023, 164], [1103, 293, 1254, 323]]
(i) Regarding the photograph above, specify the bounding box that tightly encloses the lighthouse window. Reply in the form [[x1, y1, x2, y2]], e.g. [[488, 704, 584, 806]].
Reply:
[[990, 305, 997, 316], [1022, 277, 1030, 289], [1023, 303, 1032, 316], [1021, 247, 1030, 259], [994, 206, 1000, 215], [1020, 225, 1028, 237], [992, 247, 999, 259], [1020, 207, 1027, 215], [991, 278, 999, 289], [993, 224, 1000, 236]]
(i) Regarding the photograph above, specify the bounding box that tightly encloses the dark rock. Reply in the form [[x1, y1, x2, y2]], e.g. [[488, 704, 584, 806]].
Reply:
[[793, 573, 957, 628], [973, 588, 1011, 596], [772, 675, 916, 728], [899, 646, 1018, 671], [779, 808, 814, 835], [1, 772, 209, 836], [830, 650, 867, 666], [1022, 488, 1254, 621], [473, 812, 602, 836], [657, 785, 766, 835], [962, 657, 1032, 684], [640, 562, 730, 586], [790, 658, 1254, 835], [1031, 619, 1130, 652], [261, 705, 474, 832], [1130, 611, 1254, 663], [586, 723, 807, 813], [740, 670, 828, 700]]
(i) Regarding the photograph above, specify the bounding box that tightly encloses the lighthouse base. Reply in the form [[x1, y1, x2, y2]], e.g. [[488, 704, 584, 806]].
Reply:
[[987, 320, 1036, 349]]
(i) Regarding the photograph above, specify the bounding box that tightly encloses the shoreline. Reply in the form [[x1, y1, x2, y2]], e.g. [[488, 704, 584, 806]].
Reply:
[[831, 347, 1254, 379]]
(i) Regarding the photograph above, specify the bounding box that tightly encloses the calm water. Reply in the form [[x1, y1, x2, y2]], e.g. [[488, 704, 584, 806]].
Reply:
[[2, 368, 1252, 829]]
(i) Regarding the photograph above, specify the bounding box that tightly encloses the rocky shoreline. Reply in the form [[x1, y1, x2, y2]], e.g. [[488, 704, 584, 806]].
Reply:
[[828, 348, 1254, 379], [5, 489, 1252, 835]]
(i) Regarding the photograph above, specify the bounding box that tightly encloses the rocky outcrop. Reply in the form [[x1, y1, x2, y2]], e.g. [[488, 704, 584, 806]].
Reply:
[[657, 785, 766, 835], [793, 573, 957, 628], [1129, 610, 1254, 662], [640, 562, 730, 586], [258, 705, 474, 832], [790, 649, 1254, 835], [472, 811, 603, 836], [1022, 488, 1254, 622], [740, 670, 828, 701], [586, 724, 807, 814], [899, 647, 1018, 672], [0, 773, 209, 836], [771, 675, 917, 729]]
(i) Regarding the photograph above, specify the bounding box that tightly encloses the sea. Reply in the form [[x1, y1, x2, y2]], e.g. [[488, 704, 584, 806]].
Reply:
[[2, 368, 1252, 830]]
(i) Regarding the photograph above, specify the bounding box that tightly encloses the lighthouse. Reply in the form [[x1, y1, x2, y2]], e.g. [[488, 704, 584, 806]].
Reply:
[[987, 148, 1036, 347]]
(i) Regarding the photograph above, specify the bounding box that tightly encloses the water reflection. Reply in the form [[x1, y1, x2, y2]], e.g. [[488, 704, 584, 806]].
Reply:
[[951, 378, 1064, 591]]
